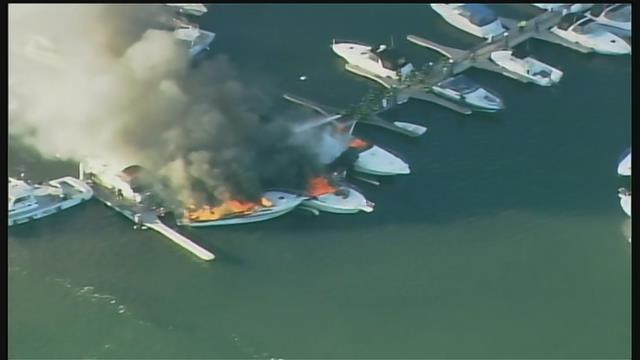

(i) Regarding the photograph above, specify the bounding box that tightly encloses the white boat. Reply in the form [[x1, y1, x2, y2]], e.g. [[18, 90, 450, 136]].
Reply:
[[618, 188, 631, 217], [490, 49, 563, 86], [349, 138, 411, 176], [331, 40, 415, 81], [587, 4, 631, 32], [430, 4, 505, 39], [550, 14, 630, 55], [9, 176, 93, 227], [532, 4, 594, 13], [303, 176, 374, 214], [82, 159, 143, 203], [432, 74, 504, 111], [177, 191, 306, 227], [174, 24, 216, 58], [617, 149, 631, 176], [393, 122, 428, 136], [165, 3, 208, 16]]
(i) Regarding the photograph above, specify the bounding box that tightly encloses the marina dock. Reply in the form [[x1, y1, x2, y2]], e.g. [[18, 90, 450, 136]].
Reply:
[[91, 184, 215, 261], [405, 10, 592, 87], [344, 9, 598, 116], [283, 93, 423, 137]]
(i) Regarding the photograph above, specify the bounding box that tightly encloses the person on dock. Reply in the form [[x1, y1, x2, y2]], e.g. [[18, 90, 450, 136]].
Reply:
[[517, 21, 527, 33]]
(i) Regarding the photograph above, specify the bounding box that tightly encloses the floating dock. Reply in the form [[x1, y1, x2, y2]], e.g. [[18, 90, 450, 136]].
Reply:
[[91, 184, 215, 261], [282, 93, 423, 137], [344, 62, 472, 115], [405, 10, 593, 87]]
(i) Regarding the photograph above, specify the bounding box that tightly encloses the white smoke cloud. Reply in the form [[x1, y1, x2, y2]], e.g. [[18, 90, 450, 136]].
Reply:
[[8, 4, 330, 206]]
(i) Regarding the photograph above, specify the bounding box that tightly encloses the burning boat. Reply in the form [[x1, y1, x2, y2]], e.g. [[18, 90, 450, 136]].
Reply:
[[177, 191, 306, 227], [348, 137, 410, 176], [80, 159, 215, 261], [303, 176, 374, 214]]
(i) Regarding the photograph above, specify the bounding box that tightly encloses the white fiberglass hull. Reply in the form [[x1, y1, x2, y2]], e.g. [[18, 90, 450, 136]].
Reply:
[[331, 42, 399, 80], [550, 28, 630, 55], [619, 193, 631, 217], [8, 177, 93, 227], [618, 152, 631, 176], [490, 51, 563, 86], [178, 192, 305, 227], [430, 4, 505, 39], [303, 188, 374, 214], [589, 16, 631, 32], [354, 146, 410, 176], [431, 87, 504, 111]]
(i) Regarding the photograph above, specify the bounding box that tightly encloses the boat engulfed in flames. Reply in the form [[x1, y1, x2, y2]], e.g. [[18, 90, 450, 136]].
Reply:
[[177, 191, 306, 227], [303, 176, 374, 214]]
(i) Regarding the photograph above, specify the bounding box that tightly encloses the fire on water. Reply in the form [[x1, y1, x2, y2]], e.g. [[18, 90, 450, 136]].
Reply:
[[185, 197, 273, 221]]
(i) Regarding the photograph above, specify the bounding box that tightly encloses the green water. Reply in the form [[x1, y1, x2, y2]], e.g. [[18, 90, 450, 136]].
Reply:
[[8, 4, 631, 358]]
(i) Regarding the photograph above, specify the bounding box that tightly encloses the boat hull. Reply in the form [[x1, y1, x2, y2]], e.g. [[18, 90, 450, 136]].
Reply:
[[354, 146, 410, 176], [178, 192, 306, 227], [9, 177, 93, 227], [178, 204, 301, 226], [619, 194, 631, 217], [431, 4, 505, 39], [617, 152, 631, 176]]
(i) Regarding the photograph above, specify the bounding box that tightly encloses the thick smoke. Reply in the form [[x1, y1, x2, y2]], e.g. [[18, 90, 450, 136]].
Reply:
[[8, 4, 329, 207]]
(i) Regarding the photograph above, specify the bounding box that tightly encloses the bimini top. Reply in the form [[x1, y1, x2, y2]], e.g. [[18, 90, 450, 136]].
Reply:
[[374, 47, 410, 71], [459, 4, 499, 27], [437, 75, 480, 94]]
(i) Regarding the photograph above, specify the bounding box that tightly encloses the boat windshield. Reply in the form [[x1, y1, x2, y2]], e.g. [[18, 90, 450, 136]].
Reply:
[[606, 4, 631, 22], [589, 4, 606, 17], [573, 18, 598, 34], [460, 4, 498, 27], [438, 75, 480, 94]]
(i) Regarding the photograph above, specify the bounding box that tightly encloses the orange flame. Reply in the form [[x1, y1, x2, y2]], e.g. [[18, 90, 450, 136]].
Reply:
[[349, 138, 369, 150], [185, 197, 273, 222], [308, 176, 337, 197]]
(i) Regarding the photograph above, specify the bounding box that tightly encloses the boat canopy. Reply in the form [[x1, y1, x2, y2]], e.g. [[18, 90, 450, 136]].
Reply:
[[375, 48, 410, 71], [557, 13, 588, 31], [460, 4, 499, 27], [437, 75, 480, 94]]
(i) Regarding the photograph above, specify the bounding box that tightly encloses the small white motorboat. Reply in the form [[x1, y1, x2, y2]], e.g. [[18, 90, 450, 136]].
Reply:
[[177, 191, 306, 227], [550, 13, 630, 55], [618, 188, 631, 217], [617, 149, 631, 176], [331, 40, 415, 81], [586, 4, 631, 32], [349, 138, 411, 176], [8, 176, 93, 226], [431, 74, 504, 111], [165, 3, 208, 16], [393, 122, 428, 136], [303, 176, 374, 214], [174, 24, 216, 58], [490, 49, 563, 86], [430, 4, 505, 39]]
